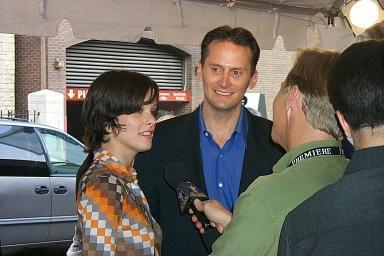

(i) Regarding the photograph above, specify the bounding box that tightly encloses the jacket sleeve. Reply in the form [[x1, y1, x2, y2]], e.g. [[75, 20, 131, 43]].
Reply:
[[78, 173, 123, 256], [278, 215, 293, 256]]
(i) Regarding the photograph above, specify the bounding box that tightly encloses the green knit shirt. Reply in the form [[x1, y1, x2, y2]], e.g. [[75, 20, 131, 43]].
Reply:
[[212, 140, 349, 256]]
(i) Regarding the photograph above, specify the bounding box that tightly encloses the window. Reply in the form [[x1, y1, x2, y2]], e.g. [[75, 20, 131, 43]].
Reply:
[[0, 124, 48, 176], [38, 128, 87, 175]]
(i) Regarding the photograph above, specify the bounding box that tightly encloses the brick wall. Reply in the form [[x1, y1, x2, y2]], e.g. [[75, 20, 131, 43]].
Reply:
[[176, 45, 203, 113], [13, 20, 84, 117], [257, 36, 296, 119], [47, 20, 84, 94], [15, 35, 43, 115], [17, 22, 294, 123], [0, 33, 15, 113], [47, 22, 296, 120]]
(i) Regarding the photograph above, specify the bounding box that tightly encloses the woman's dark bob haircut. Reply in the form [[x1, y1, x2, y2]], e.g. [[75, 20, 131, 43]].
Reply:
[[82, 70, 158, 151]]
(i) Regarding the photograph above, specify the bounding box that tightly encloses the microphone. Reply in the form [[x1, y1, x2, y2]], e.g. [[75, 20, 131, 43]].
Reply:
[[164, 162, 213, 230]]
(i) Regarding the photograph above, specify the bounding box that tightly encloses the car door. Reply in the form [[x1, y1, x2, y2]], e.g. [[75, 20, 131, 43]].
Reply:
[[37, 128, 87, 242], [0, 124, 51, 247]]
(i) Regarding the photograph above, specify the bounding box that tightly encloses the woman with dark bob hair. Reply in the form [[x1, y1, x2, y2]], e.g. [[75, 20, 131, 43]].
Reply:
[[67, 70, 162, 256]]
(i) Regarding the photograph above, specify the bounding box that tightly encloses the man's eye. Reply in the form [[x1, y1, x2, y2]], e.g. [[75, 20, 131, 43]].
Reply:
[[233, 70, 242, 76]]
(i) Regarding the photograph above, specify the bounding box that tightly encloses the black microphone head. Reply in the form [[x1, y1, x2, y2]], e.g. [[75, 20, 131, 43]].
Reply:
[[164, 163, 214, 237], [164, 161, 189, 189], [164, 162, 208, 214]]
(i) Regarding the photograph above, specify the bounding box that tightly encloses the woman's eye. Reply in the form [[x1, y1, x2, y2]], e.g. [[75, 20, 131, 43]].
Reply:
[[151, 110, 158, 116]]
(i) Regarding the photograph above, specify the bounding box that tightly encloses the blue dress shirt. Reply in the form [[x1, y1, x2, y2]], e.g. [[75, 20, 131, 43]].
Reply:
[[198, 105, 248, 211]]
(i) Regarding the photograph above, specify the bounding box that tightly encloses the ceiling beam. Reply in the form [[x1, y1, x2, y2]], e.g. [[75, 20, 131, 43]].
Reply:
[[183, 0, 326, 16]]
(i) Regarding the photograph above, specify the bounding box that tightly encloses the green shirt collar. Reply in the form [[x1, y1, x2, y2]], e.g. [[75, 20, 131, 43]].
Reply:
[[272, 140, 342, 173]]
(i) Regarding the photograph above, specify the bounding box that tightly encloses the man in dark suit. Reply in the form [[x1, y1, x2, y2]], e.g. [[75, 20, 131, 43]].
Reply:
[[278, 40, 384, 255], [135, 26, 283, 256]]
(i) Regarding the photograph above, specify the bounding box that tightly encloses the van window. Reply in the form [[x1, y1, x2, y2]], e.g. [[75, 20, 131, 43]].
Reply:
[[38, 128, 87, 175], [0, 124, 49, 176]]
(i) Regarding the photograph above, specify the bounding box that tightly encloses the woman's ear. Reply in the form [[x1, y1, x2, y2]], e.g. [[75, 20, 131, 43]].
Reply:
[[105, 122, 117, 138], [105, 124, 112, 134]]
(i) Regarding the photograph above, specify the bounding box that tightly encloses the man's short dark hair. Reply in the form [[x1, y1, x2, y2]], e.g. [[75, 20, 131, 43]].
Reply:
[[82, 70, 158, 151], [200, 25, 260, 74], [328, 40, 384, 130]]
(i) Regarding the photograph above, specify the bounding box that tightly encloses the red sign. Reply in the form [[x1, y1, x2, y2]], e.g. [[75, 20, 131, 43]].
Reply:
[[66, 87, 190, 102], [66, 88, 88, 101], [158, 90, 190, 102]]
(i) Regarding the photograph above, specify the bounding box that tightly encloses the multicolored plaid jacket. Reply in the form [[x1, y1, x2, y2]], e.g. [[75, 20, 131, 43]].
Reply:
[[75, 150, 162, 256]]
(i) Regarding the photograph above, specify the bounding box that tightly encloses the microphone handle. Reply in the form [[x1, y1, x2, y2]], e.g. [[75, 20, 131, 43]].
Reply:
[[189, 200, 213, 230]]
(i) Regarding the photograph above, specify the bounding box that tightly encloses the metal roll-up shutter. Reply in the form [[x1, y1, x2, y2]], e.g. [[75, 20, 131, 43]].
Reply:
[[66, 40, 185, 89]]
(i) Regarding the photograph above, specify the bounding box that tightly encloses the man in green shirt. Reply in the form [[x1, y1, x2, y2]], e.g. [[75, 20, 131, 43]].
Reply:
[[191, 48, 349, 255]]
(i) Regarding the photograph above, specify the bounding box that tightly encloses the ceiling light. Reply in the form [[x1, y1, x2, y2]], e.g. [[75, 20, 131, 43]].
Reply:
[[350, 0, 379, 28], [342, 0, 384, 35]]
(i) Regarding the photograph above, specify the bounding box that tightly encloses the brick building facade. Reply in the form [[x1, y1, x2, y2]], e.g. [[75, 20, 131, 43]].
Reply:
[[0, 33, 15, 114], [2, 20, 295, 138], [14, 35, 43, 116]]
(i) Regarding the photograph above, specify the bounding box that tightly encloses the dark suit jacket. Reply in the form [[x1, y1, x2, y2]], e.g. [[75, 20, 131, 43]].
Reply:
[[278, 146, 384, 256], [135, 108, 283, 256]]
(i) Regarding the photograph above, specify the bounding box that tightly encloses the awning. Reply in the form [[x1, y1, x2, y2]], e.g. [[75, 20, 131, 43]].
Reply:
[[0, 0, 356, 50]]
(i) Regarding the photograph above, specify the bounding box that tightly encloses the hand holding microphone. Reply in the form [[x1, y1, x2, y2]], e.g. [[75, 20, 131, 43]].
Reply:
[[164, 162, 213, 230], [190, 199, 232, 234], [164, 162, 232, 254], [164, 162, 233, 234]]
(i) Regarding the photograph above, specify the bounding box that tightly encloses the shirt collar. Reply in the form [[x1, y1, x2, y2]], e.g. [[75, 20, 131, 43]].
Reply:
[[272, 140, 342, 174], [94, 149, 138, 183], [197, 104, 207, 134], [197, 104, 248, 143]]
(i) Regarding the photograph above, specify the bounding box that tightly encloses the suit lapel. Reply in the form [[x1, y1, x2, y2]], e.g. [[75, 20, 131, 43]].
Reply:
[[240, 126, 257, 193], [175, 109, 208, 194], [239, 111, 264, 195]]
